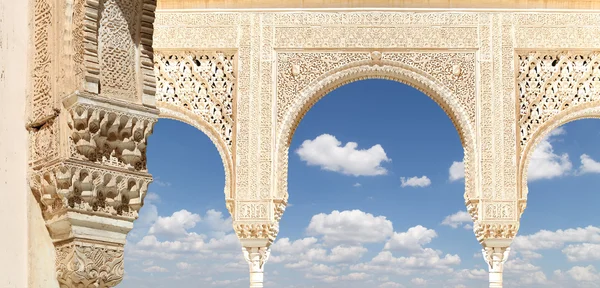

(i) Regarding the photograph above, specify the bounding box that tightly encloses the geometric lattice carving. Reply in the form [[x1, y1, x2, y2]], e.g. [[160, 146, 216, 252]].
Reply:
[[98, 0, 139, 100], [518, 51, 600, 152], [154, 51, 236, 151]]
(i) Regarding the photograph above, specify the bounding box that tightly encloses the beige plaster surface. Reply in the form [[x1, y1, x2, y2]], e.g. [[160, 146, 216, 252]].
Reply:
[[0, 0, 30, 287], [28, 192, 59, 288], [157, 0, 600, 10]]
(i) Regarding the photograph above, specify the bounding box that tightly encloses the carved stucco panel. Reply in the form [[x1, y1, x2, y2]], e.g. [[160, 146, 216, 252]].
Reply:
[[518, 52, 600, 201], [98, 0, 139, 100]]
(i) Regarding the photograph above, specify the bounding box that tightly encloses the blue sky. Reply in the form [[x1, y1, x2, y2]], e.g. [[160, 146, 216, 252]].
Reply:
[[120, 79, 600, 288]]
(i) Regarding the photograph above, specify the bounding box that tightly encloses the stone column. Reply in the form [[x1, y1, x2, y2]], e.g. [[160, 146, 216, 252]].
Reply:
[[242, 244, 270, 288], [482, 242, 511, 288]]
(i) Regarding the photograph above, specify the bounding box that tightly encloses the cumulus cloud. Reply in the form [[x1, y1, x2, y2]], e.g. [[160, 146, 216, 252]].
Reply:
[[296, 134, 391, 176], [148, 210, 201, 237], [448, 161, 465, 182], [306, 210, 394, 245], [578, 154, 600, 175], [143, 266, 168, 273], [512, 226, 600, 252], [400, 176, 431, 188], [384, 225, 437, 251], [441, 211, 472, 229], [562, 243, 600, 262], [527, 127, 572, 181]]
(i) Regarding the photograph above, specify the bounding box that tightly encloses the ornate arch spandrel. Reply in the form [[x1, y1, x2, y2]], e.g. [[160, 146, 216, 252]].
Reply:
[[154, 50, 237, 216], [517, 51, 600, 208], [275, 50, 478, 216]]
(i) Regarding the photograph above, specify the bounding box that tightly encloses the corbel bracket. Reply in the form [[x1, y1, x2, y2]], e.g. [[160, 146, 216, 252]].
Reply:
[[26, 108, 61, 132]]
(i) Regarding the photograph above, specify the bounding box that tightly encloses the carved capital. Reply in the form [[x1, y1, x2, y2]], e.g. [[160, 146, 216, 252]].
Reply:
[[482, 246, 511, 272], [56, 241, 124, 288], [242, 246, 270, 273]]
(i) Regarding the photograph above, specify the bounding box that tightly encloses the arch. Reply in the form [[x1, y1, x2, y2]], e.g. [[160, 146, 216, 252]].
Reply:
[[518, 102, 600, 201], [276, 60, 477, 204], [157, 102, 235, 207]]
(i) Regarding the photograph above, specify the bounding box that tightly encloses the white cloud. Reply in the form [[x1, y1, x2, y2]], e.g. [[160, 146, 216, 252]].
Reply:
[[562, 243, 600, 262], [148, 210, 201, 237], [143, 266, 168, 273], [296, 134, 391, 176], [528, 127, 572, 181], [449, 161, 465, 182], [353, 182, 362, 187], [379, 282, 404, 288], [400, 176, 431, 188], [384, 225, 437, 251], [512, 226, 600, 252], [441, 211, 472, 229], [567, 265, 600, 282], [272, 237, 319, 255], [578, 154, 600, 174], [351, 248, 461, 275], [176, 262, 191, 270], [306, 210, 394, 245], [145, 192, 161, 204], [411, 277, 427, 285]]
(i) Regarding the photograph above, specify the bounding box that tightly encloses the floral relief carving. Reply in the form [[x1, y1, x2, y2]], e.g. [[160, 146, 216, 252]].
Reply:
[[474, 223, 518, 243], [30, 162, 151, 220], [235, 223, 278, 244], [55, 242, 125, 288], [67, 104, 156, 171], [154, 51, 236, 152]]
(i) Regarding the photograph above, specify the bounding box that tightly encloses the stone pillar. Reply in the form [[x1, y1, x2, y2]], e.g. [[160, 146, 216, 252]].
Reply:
[[29, 94, 158, 287], [233, 200, 286, 288], [482, 242, 511, 288], [242, 244, 270, 288]]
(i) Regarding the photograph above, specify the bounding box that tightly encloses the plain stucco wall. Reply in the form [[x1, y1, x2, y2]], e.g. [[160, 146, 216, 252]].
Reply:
[[0, 0, 30, 287]]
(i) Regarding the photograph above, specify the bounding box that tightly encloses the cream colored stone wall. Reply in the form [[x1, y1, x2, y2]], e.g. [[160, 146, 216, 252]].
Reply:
[[28, 191, 59, 288], [0, 0, 30, 287]]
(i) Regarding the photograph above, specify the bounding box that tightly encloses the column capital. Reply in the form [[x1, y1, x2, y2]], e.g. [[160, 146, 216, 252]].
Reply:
[[242, 246, 270, 288]]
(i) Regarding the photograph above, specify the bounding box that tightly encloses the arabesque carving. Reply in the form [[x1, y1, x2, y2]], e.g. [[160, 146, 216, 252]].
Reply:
[[56, 242, 125, 288], [519, 51, 600, 152], [154, 51, 236, 152], [98, 0, 139, 100]]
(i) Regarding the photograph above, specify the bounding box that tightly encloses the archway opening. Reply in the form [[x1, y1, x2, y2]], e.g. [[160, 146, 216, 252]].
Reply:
[[509, 119, 600, 287], [270, 79, 480, 287], [120, 119, 245, 287]]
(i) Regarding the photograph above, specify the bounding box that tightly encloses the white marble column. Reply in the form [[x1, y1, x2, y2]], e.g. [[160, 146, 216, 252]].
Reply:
[[243, 246, 270, 288], [483, 246, 511, 288]]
